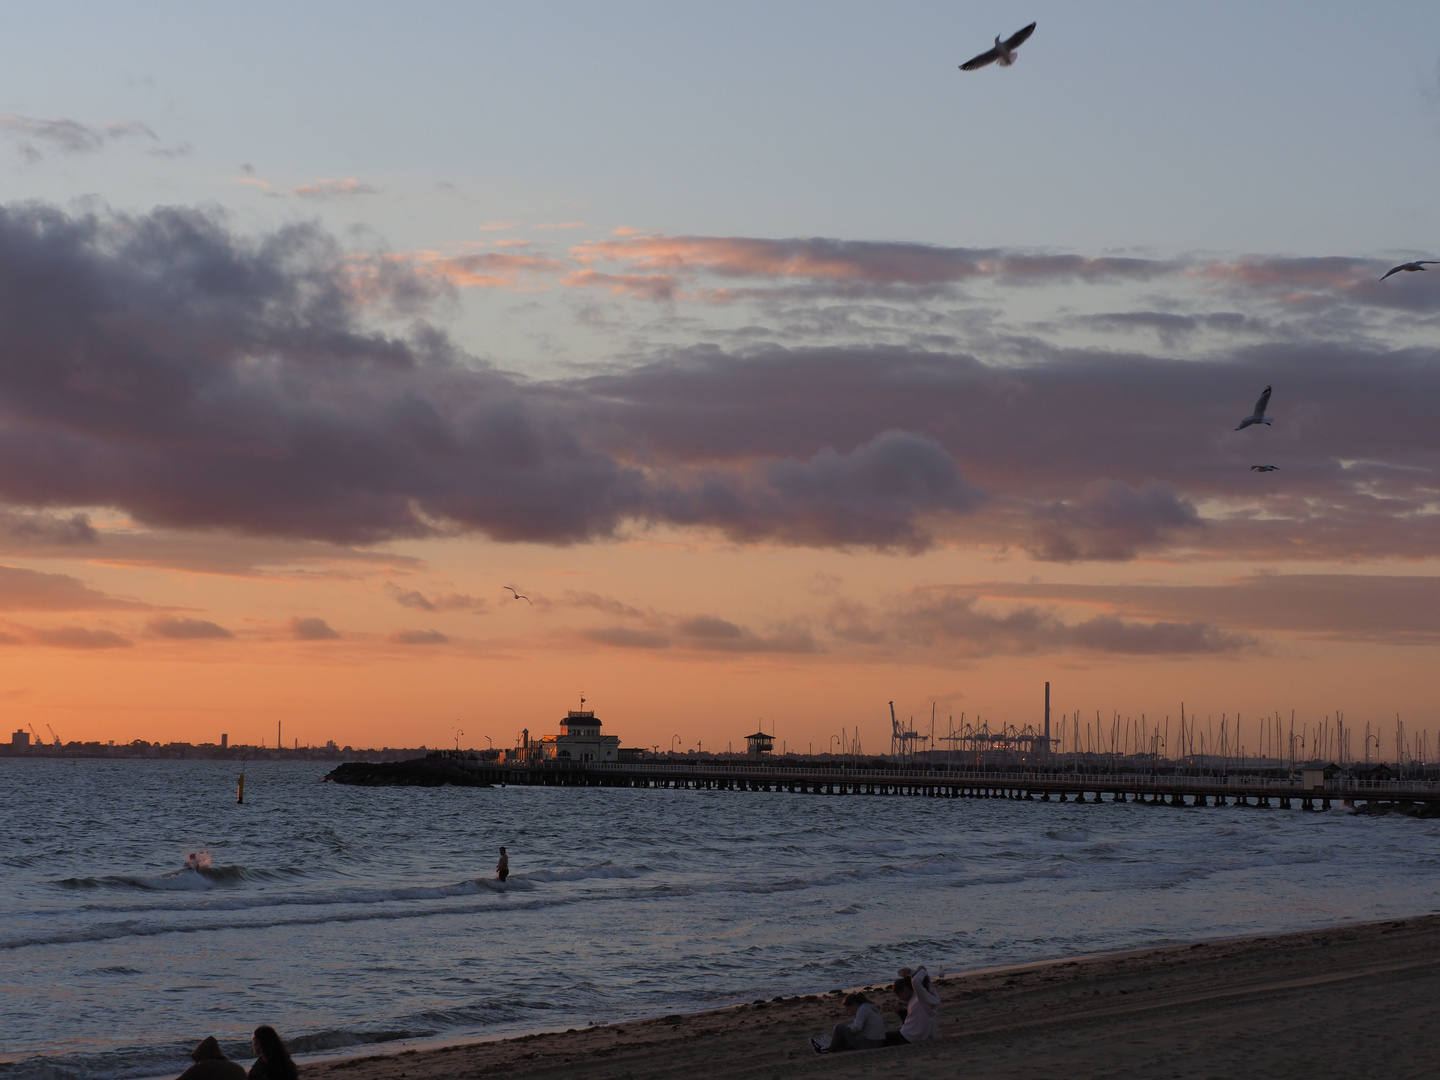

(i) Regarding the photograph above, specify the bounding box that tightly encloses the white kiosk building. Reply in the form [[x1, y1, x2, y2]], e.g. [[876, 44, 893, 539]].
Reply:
[[540, 708, 620, 763]]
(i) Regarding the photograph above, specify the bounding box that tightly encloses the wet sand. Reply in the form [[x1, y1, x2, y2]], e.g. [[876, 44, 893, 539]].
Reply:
[[311, 913, 1440, 1079]]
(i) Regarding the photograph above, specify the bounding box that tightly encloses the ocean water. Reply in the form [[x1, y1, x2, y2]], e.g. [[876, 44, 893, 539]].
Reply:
[[4, 759, 1439, 1079]]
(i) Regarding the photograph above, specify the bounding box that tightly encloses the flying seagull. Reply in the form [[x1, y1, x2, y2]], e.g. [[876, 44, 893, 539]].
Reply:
[[1235, 385, 1272, 430], [1250, 465, 1280, 472], [503, 586, 532, 604], [1380, 260, 1437, 281], [960, 22, 1036, 70]]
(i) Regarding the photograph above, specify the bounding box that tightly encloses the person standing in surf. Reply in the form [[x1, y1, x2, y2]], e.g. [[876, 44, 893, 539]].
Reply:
[[496, 846, 509, 883]]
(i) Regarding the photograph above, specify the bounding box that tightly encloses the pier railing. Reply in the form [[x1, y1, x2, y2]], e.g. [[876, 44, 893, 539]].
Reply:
[[487, 758, 1438, 792], [446, 757, 1440, 808]]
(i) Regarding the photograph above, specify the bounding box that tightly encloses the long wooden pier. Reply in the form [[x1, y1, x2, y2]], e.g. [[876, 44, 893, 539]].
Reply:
[[436, 758, 1440, 813]]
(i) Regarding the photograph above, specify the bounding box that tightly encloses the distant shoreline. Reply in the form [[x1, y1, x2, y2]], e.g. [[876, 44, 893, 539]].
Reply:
[[293, 912, 1440, 1080], [0, 746, 421, 762]]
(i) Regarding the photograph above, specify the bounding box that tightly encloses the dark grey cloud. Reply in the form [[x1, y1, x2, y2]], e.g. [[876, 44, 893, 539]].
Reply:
[[0, 565, 148, 611], [388, 628, 447, 645], [892, 590, 1251, 657], [0, 511, 98, 549], [1063, 616, 1249, 655], [1029, 480, 1202, 562], [388, 585, 486, 613], [654, 430, 981, 550], [0, 203, 980, 553], [0, 115, 158, 162], [582, 626, 671, 649], [29, 625, 131, 649], [573, 587, 1248, 659], [149, 616, 234, 640], [76, 532, 422, 579], [553, 591, 646, 618], [676, 615, 818, 653], [580, 610, 818, 654], [1077, 311, 1252, 347], [288, 617, 340, 640], [586, 340, 1440, 561], [970, 575, 1440, 646]]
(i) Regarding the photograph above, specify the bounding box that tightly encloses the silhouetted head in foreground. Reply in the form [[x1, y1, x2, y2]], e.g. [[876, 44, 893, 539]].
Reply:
[[251, 1026, 297, 1079]]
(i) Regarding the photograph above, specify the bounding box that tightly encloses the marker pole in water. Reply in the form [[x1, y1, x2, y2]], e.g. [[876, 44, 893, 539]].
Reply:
[[237, 769, 245, 804]]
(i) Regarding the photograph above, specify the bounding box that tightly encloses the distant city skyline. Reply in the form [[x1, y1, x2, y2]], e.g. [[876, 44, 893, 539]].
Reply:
[[0, 2, 1436, 755]]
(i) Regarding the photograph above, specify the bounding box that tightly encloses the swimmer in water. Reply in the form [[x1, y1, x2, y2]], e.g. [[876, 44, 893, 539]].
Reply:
[[185, 852, 199, 871], [496, 846, 509, 883]]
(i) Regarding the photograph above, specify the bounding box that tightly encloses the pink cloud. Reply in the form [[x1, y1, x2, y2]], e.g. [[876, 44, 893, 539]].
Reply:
[[292, 178, 379, 200], [1191, 256, 1439, 311], [400, 250, 566, 290], [568, 235, 1180, 297], [561, 268, 678, 301]]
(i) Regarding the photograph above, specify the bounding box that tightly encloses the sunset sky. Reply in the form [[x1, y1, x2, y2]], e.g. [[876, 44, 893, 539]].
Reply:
[[1, 1, 1438, 757]]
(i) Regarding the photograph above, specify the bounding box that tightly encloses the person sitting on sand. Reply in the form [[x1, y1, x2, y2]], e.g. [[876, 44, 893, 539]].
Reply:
[[884, 965, 940, 1045], [177, 1036, 247, 1080], [810, 992, 885, 1053], [496, 846, 509, 883], [247, 1025, 298, 1080]]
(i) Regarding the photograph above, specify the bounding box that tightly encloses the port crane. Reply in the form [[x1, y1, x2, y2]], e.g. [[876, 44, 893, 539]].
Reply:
[[28, 723, 43, 748], [889, 701, 929, 760], [46, 724, 61, 747]]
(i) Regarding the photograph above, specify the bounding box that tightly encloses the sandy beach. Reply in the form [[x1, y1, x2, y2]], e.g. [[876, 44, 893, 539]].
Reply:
[[308, 912, 1440, 1080]]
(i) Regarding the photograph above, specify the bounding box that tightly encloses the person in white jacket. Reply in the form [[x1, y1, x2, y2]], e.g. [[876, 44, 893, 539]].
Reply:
[[811, 993, 886, 1053], [886, 965, 940, 1044]]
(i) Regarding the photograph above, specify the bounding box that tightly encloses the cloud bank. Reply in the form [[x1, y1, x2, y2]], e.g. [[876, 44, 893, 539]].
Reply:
[[0, 202, 1435, 563]]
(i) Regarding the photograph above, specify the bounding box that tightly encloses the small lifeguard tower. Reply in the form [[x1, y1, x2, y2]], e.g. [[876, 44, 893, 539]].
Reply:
[[745, 730, 774, 761]]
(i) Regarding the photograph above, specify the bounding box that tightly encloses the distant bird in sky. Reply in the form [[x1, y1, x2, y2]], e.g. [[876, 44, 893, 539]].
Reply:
[[503, 586, 532, 604], [1380, 260, 1437, 281], [1250, 465, 1280, 472], [960, 22, 1036, 70], [1235, 385, 1273, 430]]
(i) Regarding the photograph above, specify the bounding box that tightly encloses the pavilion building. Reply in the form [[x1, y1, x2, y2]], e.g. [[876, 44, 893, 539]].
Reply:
[[540, 709, 620, 763]]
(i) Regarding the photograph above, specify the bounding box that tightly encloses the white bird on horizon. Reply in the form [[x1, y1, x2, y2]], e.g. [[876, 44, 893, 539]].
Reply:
[[960, 22, 1036, 70], [1380, 260, 1437, 281], [1235, 385, 1273, 431]]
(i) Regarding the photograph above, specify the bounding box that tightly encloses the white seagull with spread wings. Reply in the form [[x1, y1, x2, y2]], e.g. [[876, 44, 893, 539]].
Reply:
[[503, 586, 532, 605], [1235, 386, 1273, 431], [960, 22, 1036, 70], [1380, 260, 1437, 281]]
